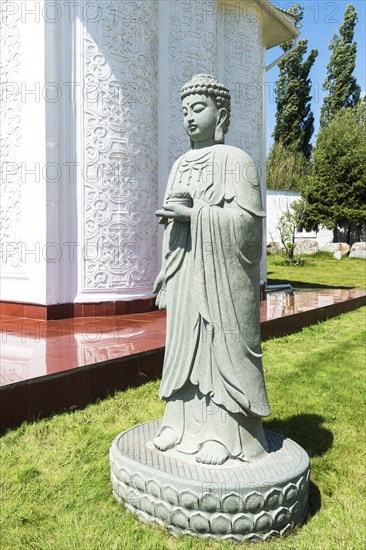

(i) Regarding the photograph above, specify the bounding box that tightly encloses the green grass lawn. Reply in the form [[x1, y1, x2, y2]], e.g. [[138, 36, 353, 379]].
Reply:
[[1, 308, 365, 550], [267, 253, 366, 289]]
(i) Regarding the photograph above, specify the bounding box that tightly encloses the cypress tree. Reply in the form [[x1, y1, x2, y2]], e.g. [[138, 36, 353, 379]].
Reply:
[[273, 5, 318, 160], [320, 4, 361, 127]]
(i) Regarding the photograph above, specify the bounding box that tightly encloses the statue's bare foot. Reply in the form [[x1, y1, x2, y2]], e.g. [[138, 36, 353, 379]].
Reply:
[[153, 427, 177, 451], [196, 441, 229, 465]]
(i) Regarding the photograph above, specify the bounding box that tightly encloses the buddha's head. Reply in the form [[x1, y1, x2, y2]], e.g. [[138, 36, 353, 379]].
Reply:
[[181, 74, 231, 148]]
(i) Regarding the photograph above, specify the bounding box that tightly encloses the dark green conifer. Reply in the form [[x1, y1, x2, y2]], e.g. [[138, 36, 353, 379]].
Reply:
[[320, 4, 361, 127], [273, 5, 318, 160]]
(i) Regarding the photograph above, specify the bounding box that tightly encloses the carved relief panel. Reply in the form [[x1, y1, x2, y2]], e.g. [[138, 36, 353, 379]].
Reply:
[[163, 0, 264, 184], [0, 0, 267, 301], [79, 0, 159, 293], [0, 1, 23, 276], [166, 0, 217, 166], [220, 1, 264, 172]]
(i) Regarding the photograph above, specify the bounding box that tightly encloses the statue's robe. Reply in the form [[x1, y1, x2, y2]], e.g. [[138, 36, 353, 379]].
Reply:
[[157, 144, 270, 457]]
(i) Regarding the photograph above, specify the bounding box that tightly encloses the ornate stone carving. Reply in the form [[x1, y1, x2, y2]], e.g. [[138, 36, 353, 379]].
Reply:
[[110, 421, 310, 542], [0, 1, 23, 274], [220, 1, 264, 173], [80, 0, 159, 292], [167, 0, 217, 166]]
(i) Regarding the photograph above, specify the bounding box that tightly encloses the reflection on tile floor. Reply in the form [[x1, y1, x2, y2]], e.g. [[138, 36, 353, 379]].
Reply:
[[1, 289, 365, 388], [261, 288, 366, 319], [0, 311, 166, 387]]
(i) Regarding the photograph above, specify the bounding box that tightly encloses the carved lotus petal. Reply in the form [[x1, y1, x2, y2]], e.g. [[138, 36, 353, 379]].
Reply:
[[284, 483, 298, 505], [300, 495, 308, 515], [180, 489, 199, 510], [119, 468, 131, 484], [244, 491, 263, 513], [109, 459, 118, 477], [280, 523, 294, 537], [210, 513, 232, 534], [221, 493, 244, 513], [125, 485, 141, 507], [254, 511, 273, 532], [273, 506, 291, 529], [162, 485, 179, 506], [140, 495, 155, 516], [297, 475, 307, 495], [116, 481, 127, 501], [155, 501, 171, 522], [264, 488, 282, 509], [146, 479, 161, 499], [190, 512, 210, 534], [171, 509, 189, 530], [112, 482, 121, 502], [200, 492, 220, 513], [110, 469, 117, 486], [262, 530, 275, 541], [131, 473, 145, 492], [232, 513, 253, 534], [290, 501, 302, 522]]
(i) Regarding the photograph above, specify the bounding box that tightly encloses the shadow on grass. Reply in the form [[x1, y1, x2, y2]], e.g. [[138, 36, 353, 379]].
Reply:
[[264, 414, 327, 519], [263, 414, 333, 457], [267, 278, 353, 290], [308, 480, 321, 518]]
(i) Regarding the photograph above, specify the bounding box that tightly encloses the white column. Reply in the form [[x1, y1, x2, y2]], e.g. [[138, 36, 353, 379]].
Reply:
[[164, 0, 218, 167], [0, 0, 24, 287], [1, 1, 49, 304], [219, 0, 267, 285], [157, 0, 217, 265], [0, 1, 80, 305], [43, 0, 78, 304], [74, 0, 159, 302]]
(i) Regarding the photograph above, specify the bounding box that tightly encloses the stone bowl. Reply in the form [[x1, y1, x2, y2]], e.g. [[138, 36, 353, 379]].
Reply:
[[165, 194, 193, 209]]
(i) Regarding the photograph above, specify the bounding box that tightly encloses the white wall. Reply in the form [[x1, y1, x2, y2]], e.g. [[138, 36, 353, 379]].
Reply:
[[0, 0, 284, 304], [266, 190, 334, 248], [1, 1, 49, 304]]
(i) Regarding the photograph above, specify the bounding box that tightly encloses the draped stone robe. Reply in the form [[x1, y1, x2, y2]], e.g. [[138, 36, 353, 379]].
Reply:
[[157, 144, 270, 457]]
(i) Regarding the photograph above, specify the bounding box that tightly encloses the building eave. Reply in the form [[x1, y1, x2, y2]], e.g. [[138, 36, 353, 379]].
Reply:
[[253, 0, 300, 49]]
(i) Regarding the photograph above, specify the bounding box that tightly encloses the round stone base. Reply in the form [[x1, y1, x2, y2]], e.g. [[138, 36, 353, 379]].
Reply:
[[110, 420, 310, 543]]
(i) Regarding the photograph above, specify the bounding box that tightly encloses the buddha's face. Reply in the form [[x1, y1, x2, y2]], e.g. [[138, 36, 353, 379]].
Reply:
[[182, 94, 223, 144]]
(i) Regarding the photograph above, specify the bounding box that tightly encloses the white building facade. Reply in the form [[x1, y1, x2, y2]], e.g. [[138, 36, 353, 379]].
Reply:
[[0, 0, 298, 310], [266, 190, 333, 248]]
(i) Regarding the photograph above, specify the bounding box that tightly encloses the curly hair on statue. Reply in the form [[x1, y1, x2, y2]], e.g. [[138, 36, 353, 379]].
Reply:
[[181, 74, 231, 134]]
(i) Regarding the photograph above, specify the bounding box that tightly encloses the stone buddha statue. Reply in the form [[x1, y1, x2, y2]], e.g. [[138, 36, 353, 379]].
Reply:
[[153, 74, 270, 466]]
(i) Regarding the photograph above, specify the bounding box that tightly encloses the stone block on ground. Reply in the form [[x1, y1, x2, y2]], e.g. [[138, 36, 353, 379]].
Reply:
[[349, 242, 366, 259], [321, 243, 350, 260], [321, 242, 351, 259], [321, 243, 340, 254], [267, 242, 282, 255], [294, 240, 319, 256], [340, 243, 351, 256]]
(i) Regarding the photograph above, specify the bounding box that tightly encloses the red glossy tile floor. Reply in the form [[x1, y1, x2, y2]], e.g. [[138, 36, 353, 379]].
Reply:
[[1, 289, 365, 431], [0, 311, 166, 386]]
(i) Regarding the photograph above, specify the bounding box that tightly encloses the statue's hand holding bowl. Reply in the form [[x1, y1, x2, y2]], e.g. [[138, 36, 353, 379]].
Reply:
[[155, 195, 193, 223]]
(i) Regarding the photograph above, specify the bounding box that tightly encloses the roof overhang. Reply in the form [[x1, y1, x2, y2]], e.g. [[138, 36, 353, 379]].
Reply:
[[252, 0, 300, 49]]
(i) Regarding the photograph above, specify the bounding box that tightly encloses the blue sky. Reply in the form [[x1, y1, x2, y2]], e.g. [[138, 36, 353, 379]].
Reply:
[[266, 0, 366, 151]]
